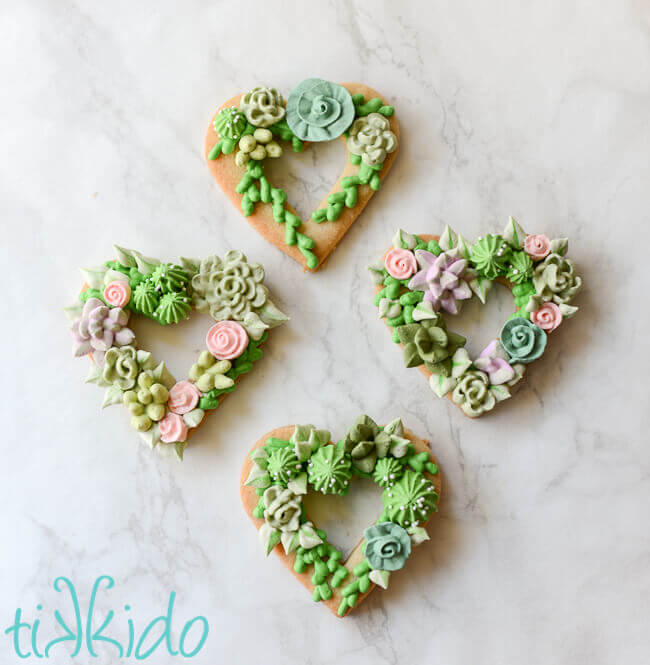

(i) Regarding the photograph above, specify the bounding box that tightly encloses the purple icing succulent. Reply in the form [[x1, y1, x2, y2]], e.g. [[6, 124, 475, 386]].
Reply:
[[71, 297, 135, 364], [408, 250, 472, 315], [473, 340, 515, 385]]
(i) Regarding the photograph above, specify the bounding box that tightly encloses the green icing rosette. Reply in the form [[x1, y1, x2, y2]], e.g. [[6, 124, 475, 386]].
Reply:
[[131, 281, 159, 317], [266, 446, 302, 486], [506, 250, 533, 284], [470, 234, 510, 280], [372, 457, 405, 488], [214, 106, 249, 140], [154, 292, 191, 325], [381, 470, 438, 527], [308, 445, 352, 494], [286, 78, 355, 142], [150, 263, 190, 293]]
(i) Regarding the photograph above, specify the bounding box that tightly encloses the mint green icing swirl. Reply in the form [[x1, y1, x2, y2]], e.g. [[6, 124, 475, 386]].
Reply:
[[373, 457, 404, 488], [240, 86, 285, 128], [363, 522, 411, 572], [532, 253, 582, 304], [347, 113, 397, 167], [506, 250, 533, 284], [266, 446, 302, 485], [381, 470, 438, 527], [132, 281, 159, 317], [470, 234, 510, 280], [286, 78, 355, 142], [308, 445, 352, 494], [500, 317, 547, 364], [154, 292, 191, 325]]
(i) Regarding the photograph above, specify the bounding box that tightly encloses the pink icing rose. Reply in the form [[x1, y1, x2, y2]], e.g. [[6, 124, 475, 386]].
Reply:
[[524, 234, 551, 261], [168, 380, 201, 414], [103, 280, 131, 308], [206, 321, 249, 360], [384, 248, 417, 280], [158, 412, 189, 443], [531, 302, 563, 332]]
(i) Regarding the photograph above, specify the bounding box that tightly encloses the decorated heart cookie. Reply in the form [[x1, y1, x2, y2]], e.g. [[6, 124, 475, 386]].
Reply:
[[241, 415, 440, 617], [368, 219, 582, 418], [65, 247, 287, 460], [205, 79, 399, 271]]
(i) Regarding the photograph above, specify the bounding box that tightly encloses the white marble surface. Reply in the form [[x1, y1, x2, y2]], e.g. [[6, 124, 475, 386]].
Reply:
[[2, 1, 649, 663]]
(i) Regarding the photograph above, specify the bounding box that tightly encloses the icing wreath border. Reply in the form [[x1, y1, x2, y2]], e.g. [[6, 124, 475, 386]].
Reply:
[[208, 78, 397, 269], [244, 415, 439, 617], [368, 218, 583, 417], [65, 247, 288, 460]]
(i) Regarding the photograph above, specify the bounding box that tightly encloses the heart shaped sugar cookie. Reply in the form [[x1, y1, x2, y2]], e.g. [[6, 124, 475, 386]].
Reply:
[[241, 415, 441, 617], [205, 79, 399, 271], [65, 246, 287, 460], [368, 219, 583, 418]]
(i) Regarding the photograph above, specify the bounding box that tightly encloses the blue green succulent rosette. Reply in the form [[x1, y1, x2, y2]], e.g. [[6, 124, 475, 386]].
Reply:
[[363, 522, 412, 571], [499, 317, 547, 364], [285, 78, 355, 142]]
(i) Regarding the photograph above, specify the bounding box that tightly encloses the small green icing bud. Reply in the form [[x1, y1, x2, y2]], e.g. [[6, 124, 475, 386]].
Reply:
[[266, 447, 302, 485], [373, 457, 405, 488], [308, 445, 352, 494], [506, 250, 533, 285], [146, 403, 166, 421], [131, 413, 152, 432], [155, 292, 191, 325], [214, 107, 248, 140]]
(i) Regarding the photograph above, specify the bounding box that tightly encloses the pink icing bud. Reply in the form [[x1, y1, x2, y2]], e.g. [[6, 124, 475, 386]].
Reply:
[[158, 412, 189, 443], [530, 302, 562, 332], [206, 321, 249, 360], [524, 234, 551, 261], [384, 248, 417, 280], [168, 380, 201, 414], [104, 280, 132, 308]]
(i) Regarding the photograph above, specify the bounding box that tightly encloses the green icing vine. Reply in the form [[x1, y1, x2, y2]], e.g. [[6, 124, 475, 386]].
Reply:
[[351, 94, 395, 118]]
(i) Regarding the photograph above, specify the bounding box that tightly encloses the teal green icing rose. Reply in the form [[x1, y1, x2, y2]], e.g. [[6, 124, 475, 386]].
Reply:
[[363, 522, 412, 572], [500, 317, 547, 364], [532, 253, 582, 305], [239, 86, 285, 128], [286, 78, 355, 142], [347, 113, 398, 167]]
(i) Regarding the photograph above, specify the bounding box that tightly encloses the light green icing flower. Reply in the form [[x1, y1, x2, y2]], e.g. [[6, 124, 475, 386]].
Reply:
[[154, 292, 191, 325], [132, 281, 159, 317], [102, 346, 155, 390], [341, 415, 393, 475], [190, 251, 287, 333], [262, 486, 301, 533], [506, 250, 533, 284], [266, 446, 302, 485], [500, 317, 547, 364], [150, 263, 190, 293], [188, 351, 234, 393], [286, 78, 355, 142], [122, 371, 169, 432], [214, 106, 249, 140], [363, 522, 411, 571], [347, 112, 398, 167], [451, 369, 496, 417], [532, 253, 582, 305], [396, 318, 466, 376], [308, 445, 352, 494], [381, 470, 438, 527], [470, 234, 510, 280], [373, 457, 405, 488], [239, 86, 285, 128]]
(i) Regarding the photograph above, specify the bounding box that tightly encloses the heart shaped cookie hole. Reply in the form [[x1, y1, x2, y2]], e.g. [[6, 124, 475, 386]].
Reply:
[[241, 416, 441, 617], [205, 79, 399, 271], [65, 246, 287, 460], [368, 219, 583, 418]]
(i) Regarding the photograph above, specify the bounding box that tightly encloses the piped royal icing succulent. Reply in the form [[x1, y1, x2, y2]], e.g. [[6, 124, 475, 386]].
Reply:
[[205, 80, 399, 271], [66, 246, 287, 460], [369, 219, 582, 418], [241, 417, 441, 617]]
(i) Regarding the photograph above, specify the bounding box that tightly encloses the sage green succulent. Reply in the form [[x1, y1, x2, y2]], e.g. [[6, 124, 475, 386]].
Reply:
[[396, 317, 466, 376], [102, 346, 155, 390], [341, 415, 391, 474], [532, 253, 582, 305]]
